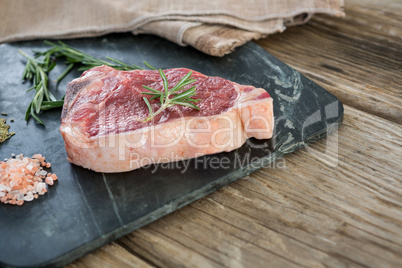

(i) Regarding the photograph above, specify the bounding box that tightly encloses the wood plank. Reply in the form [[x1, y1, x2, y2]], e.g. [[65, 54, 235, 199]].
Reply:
[[67, 242, 154, 268], [117, 105, 402, 267], [255, 0, 402, 124], [119, 214, 302, 268]]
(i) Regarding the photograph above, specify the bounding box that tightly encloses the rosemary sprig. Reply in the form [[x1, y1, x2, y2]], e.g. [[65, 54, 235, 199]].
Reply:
[[141, 69, 200, 122], [42, 41, 144, 72], [19, 41, 144, 125], [19, 49, 57, 125], [20, 41, 194, 126]]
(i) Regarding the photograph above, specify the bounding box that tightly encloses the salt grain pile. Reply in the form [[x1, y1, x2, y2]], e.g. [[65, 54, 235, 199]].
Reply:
[[0, 154, 58, 206]]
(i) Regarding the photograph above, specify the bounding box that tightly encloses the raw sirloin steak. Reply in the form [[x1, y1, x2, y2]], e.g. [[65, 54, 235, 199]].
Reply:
[[60, 66, 274, 172]]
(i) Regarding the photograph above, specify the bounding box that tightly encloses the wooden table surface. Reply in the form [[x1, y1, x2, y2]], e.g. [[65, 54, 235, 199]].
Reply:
[[68, 0, 402, 267]]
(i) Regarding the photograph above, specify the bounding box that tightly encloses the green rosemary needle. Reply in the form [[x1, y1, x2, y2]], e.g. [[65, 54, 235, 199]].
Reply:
[[141, 69, 200, 122]]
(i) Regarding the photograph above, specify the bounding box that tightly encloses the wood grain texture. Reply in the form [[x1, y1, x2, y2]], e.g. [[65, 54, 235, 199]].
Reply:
[[66, 242, 153, 268], [69, 0, 402, 267], [256, 0, 402, 124]]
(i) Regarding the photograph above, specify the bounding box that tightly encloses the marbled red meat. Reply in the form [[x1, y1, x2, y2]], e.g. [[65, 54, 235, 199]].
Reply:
[[60, 66, 274, 172]]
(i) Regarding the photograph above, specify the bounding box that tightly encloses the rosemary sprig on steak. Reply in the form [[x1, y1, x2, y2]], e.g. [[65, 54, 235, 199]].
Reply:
[[19, 41, 144, 125], [141, 70, 200, 122]]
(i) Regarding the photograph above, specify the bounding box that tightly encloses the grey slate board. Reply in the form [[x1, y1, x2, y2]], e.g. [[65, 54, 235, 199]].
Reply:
[[0, 34, 343, 267]]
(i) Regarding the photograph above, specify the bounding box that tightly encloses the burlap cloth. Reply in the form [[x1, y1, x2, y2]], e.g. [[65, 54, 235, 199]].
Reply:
[[0, 0, 344, 57]]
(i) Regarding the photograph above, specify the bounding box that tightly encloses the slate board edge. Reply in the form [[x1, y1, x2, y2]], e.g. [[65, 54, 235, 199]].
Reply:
[[22, 113, 343, 268]]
